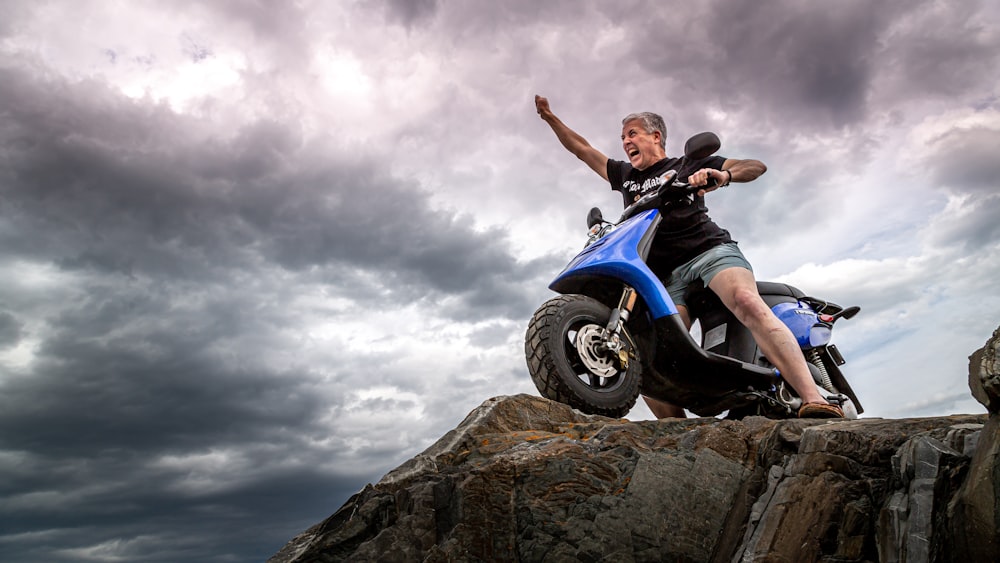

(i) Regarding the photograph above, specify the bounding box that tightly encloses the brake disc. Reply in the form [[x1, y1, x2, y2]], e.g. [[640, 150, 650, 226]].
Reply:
[[574, 324, 617, 377]]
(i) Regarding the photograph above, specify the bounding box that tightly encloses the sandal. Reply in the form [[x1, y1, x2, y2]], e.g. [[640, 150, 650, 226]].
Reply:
[[798, 402, 844, 419]]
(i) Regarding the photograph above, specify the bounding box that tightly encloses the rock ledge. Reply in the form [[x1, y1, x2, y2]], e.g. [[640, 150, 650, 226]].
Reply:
[[270, 393, 996, 562]]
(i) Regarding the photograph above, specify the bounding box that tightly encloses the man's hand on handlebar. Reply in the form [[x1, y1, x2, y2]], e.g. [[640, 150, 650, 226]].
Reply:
[[687, 168, 729, 196]]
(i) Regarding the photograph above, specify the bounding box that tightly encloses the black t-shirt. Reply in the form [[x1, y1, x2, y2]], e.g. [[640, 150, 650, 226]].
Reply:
[[607, 155, 733, 275]]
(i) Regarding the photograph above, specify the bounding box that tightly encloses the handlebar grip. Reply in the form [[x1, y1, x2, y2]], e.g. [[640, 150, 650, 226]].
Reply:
[[681, 172, 720, 194], [677, 176, 717, 195], [656, 169, 722, 200]]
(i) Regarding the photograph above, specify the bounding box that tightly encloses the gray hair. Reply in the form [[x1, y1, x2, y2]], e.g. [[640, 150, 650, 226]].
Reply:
[[622, 112, 667, 150]]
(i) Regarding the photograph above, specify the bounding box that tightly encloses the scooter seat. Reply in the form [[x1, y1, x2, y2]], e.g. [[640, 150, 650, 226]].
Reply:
[[755, 281, 806, 299], [684, 280, 805, 304], [684, 281, 806, 316]]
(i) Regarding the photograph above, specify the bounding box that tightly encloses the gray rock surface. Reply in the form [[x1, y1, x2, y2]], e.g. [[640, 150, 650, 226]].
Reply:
[[270, 395, 991, 562], [944, 325, 1000, 562], [969, 325, 1000, 414], [270, 325, 1000, 562]]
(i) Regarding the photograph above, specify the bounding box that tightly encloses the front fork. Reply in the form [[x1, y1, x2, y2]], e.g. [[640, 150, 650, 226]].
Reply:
[[599, 287, 638, 368]]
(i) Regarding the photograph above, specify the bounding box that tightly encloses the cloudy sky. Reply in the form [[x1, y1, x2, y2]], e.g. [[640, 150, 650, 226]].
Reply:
[[1, 0, 998, 560]]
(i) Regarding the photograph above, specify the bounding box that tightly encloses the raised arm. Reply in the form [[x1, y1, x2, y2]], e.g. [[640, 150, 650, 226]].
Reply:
[[535, 95, 609, 181]]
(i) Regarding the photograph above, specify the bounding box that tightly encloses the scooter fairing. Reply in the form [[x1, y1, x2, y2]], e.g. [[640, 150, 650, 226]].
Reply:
[[548, 209, 680, 319]]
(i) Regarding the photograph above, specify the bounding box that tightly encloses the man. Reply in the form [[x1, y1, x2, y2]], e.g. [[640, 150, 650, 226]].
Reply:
[[534, 94, 843, 419]]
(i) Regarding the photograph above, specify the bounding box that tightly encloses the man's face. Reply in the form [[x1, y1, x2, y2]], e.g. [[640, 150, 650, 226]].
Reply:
[[621, 119, 663, 170]]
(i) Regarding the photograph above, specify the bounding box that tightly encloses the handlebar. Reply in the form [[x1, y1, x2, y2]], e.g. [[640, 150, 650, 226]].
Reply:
[[658, 171, 719, 198], [618, 170, 720, 223]]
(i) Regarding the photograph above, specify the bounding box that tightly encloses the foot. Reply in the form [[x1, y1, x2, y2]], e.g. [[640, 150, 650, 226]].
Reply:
[[798, 402, 844, 419]]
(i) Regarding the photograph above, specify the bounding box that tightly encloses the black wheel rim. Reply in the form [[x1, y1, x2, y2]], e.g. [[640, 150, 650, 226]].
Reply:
[[563, 318, 626, 393]]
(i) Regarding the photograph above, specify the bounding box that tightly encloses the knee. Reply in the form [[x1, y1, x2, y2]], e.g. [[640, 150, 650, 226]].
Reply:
[[730, 288, 770, 325]]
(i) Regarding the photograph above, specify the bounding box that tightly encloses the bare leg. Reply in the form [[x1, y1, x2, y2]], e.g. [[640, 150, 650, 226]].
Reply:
[[707, 267, 830, 407], [643, 395, 687, 418], [676, 304, 692, 329]]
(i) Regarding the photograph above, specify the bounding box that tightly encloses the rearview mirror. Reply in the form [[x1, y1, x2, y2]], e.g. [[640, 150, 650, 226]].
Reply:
[[587, 207, 604, 228], [684, 132, 721, 160]]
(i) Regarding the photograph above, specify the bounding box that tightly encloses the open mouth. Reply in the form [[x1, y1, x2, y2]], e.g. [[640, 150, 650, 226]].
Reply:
[[628, 149, 640, 158]]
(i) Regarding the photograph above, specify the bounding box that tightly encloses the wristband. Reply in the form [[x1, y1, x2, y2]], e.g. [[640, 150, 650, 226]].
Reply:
[[723, 169, 733, 186]]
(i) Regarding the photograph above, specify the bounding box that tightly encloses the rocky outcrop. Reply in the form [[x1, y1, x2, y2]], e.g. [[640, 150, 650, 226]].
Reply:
[[946, 325, 1000, 562], [270, 328, 1000, 562], [968, 325, 1000, 414]]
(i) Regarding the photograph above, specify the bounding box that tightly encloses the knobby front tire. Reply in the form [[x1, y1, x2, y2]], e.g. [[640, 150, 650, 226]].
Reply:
[[524, 294, 641, 418]]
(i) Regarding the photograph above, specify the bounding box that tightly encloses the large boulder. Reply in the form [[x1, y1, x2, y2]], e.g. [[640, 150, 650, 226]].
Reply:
[[270, 395, 989, 562], [968, 325, 1000, 414], [947, 325, 1000, 561]]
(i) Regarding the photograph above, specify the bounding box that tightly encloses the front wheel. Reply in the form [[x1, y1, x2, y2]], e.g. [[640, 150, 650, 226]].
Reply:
[[524, 295, 641, 417]]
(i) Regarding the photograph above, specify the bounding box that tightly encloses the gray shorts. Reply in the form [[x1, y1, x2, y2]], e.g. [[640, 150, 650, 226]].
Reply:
[[664, 242, 753, 308]]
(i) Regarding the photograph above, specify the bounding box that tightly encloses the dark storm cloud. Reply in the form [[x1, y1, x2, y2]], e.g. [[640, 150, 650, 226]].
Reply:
[[718, 0, 893, 127], [0, 307, 372, 560], [2, 445, 370, 562], [0, 60, 545, 319], [923, 124, 1000, 193], [0, 272, 362, 560], [0, 311, 23, 348], [616, 0, 888, 129], [0, 42, 546, 560], [615, 0, 999, 135], [0, 297, 319, 455], [878, 1, 1000, 100], [381, 0, 439, 27]]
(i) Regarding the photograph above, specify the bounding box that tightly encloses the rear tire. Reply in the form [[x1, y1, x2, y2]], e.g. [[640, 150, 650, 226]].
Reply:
[[524, 295, 641, 417]]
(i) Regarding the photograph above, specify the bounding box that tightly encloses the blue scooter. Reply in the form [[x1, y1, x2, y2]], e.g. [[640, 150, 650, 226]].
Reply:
[[524, 133, 862, 419]]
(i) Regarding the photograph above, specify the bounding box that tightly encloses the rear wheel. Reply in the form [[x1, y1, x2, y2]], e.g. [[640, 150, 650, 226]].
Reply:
[[524, 295, 641, 417]]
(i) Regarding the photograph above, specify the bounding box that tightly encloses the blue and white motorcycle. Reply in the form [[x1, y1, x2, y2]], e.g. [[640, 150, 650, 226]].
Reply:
[[524, 133, 862, 419]]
